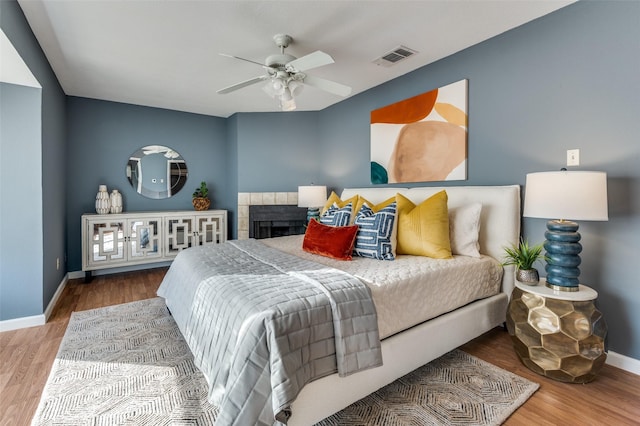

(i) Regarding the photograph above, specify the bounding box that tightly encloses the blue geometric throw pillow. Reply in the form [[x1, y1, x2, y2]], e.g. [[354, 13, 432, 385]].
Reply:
[[353, 202, 397, 260], [319, 202, 353, 227]]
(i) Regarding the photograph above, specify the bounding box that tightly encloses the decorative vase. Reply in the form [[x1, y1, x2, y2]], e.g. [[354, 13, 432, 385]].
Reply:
[[110, 189, 123, 213], [516, 268, 540, 284], [192, 197, 210, 211], [95, 185, 111, 214]]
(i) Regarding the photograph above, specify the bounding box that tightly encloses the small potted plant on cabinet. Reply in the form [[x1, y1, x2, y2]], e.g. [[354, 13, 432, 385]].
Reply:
[[192, 181, 211, 211], [502, 238, 544, 284]]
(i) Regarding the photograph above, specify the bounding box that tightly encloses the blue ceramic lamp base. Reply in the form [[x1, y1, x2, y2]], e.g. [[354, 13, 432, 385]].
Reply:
[[306, 207, 320, 223], [544, 219, 582, 292]]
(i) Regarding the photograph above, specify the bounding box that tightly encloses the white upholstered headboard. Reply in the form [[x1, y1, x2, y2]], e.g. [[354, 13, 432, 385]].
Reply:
[[341, 185, 521, 294]]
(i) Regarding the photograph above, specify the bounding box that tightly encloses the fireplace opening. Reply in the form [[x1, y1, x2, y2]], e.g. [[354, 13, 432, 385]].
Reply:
[[249, 205, 308, 239]]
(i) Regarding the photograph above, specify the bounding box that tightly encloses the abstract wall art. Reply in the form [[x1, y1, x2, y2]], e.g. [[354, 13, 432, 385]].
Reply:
[[370, 79, 468, 184]]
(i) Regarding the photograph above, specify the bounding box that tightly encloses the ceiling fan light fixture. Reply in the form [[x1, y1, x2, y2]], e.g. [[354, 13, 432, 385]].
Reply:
[[263, 78, 285, 97], [281, 87, 293, 102], [273, 79, 285, 94], [264, 79, 297, 111], [279, 86, 296, 111], [288, 80, 304, 97], [280, 97, 296, 111]]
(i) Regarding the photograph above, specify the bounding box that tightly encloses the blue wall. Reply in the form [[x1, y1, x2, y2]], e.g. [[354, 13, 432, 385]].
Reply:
[[235, 112, 321, 191], [0, 83, 42, 319], [1, 0, 67, 318], [65, 97, 229, 271], [2, 1, 639, 360]]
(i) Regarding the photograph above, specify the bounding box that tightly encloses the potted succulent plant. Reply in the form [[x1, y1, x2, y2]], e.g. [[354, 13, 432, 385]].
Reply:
[[192, 181, 211, 211], [502, 238, 544, 283]]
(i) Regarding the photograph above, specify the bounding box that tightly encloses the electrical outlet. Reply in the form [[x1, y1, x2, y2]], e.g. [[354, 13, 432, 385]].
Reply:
[[567, 149, 580, 166]]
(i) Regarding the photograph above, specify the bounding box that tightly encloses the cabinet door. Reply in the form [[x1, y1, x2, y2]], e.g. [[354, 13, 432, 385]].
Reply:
[[86, 219, 127, 267], [165, 217, 195, 257], [128, 218, 162, 261], [193, 214, 225, 246]]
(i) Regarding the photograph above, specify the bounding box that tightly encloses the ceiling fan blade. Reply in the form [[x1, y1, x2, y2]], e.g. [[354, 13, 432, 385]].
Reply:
[[303, 75, 352, 97], [219, 53, 267, 68], [286, 51, 334, 73], [217, 76, 267, 94]]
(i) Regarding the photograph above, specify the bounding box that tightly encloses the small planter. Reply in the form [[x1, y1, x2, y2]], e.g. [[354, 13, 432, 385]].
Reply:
[[516, 268, 540, 284], [192, 181, 210, 211], [502, 238, 544, 284], [192, 197, 210, 211]]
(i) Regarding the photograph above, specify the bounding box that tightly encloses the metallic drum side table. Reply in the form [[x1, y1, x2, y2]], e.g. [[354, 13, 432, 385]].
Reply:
[[506, 279, 607, 383]]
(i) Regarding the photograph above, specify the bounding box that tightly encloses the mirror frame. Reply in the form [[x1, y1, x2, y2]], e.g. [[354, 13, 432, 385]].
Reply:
[[126, 145, 188, 199]]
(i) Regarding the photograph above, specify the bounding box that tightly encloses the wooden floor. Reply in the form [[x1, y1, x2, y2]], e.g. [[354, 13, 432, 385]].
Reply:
[[1, 268, 639, 426]]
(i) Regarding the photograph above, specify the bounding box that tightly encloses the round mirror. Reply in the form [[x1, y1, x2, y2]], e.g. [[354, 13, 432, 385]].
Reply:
[[126, 145, 188, 199]]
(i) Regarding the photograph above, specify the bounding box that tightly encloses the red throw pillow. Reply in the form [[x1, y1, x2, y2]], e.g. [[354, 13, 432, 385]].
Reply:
[[302, 219, 358, 260]]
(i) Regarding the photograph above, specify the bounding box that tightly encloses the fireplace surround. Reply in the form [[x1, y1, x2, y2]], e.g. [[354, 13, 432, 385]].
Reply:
[[237, 191, 302, 240]]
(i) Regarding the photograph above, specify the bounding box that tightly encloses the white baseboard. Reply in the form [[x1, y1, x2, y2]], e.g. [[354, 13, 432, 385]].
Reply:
[[44, 273, 69, 321], [607, 351, 640, 376], [0, 273, 68, 332], [0, 313, 45, 332]]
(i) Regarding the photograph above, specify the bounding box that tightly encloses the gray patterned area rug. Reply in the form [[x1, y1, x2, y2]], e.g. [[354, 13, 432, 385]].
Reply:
[[32, 298, 538, 426]]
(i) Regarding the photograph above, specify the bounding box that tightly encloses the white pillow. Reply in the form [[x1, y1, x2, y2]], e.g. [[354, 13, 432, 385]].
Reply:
[[449, 203, 482, 257]]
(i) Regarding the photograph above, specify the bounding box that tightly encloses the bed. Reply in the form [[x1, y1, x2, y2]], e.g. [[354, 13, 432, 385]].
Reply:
[[157, 184, 521, 426]]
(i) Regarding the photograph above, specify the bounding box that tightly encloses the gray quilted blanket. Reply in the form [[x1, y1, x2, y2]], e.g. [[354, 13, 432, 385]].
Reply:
[[157, 239, 382, 426]]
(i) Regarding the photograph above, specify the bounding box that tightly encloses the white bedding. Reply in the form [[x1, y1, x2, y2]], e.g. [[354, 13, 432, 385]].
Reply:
[[261, 234, 503, 339]]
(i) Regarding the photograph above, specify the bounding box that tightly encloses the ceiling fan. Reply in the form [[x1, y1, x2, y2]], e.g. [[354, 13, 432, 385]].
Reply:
[[217, 34, 352, 111]]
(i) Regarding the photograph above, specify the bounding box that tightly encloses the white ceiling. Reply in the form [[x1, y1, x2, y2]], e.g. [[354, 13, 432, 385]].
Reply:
[[17, 0, 574, 118], [1, 29, 41, 88]]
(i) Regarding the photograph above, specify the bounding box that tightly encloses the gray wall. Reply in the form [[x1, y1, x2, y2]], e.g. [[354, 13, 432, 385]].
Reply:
[[2, 0, 639, 360], [1, 0, 67, 318], [0, 83, 42, 319], [65, 97, 229, 271]]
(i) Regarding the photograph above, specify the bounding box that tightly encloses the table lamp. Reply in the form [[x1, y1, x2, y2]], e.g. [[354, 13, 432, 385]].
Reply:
[[298, 185, 327, 223], [523, 170, 608, 291]]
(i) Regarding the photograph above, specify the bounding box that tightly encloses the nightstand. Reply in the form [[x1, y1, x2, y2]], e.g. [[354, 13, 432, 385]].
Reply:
[[506, 278, 607, 383]]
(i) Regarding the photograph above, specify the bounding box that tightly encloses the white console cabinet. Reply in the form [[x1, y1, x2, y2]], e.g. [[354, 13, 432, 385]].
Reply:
[[82, 210, 227, 276]]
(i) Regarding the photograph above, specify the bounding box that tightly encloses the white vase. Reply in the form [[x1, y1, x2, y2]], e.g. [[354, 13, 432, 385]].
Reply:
[[110, 189, 123, 213], [95, 185, 111, 214]]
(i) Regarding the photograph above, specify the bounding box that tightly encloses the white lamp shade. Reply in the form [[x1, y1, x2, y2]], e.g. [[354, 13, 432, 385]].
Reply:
[[297, 185, 327, 208], [523, 171, 608, 221]]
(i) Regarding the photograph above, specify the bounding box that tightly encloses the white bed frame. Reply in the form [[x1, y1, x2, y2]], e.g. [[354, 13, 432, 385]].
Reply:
[[288, 185, 521, 425]]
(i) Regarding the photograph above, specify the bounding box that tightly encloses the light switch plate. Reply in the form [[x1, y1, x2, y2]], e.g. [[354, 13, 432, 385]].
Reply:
[[567, 149, 580, 166]]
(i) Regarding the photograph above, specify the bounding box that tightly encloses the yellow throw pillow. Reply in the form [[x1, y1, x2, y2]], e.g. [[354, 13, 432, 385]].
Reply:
[[355, 196, 396, 214], [396, 191, 453, 259], [321, 192, 360, 217]]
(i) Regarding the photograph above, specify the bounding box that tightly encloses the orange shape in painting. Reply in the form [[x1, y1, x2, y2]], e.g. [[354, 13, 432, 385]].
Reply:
[[434, 103, 468, 127], [371, 89, 438, 124], [388, 121, 466, 183]]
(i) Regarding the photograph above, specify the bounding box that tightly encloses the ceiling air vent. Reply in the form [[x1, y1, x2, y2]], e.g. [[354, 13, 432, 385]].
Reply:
[[373, 45, 418, 67]]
